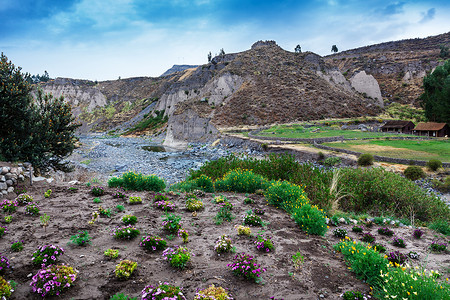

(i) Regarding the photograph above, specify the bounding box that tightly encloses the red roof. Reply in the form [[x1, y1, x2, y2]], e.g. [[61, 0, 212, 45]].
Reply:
[[413, 122, 447, 131]]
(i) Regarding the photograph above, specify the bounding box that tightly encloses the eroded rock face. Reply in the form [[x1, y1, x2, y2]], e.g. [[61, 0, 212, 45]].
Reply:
[[350, 71, 383, 106]]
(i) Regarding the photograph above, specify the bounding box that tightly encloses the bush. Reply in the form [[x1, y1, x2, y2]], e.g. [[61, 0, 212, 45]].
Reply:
[[243, 212, 263, 226], [333, 228, 347, 238], [291, 204, 327, 236], [16, 193, 33, 206], [115, 260, 137, 280], [91, 186, 105, 196], [235, 225, 251, 236], [357, 153, 374, 166], [162, 246, 192, 269], [413, 228, 424, 239], [254, 235, 274, 252], [0, 255, 11, 274], [122, 215, 137, 225], [214, 169, 269, 193], [140, 236, 167, 251], [194, 175, 214, 193], [128, 196, 142, 204], [214, 202, 235, 225], [185, 197, 204, 212], [108, 171, 166, 192], [227, 253, 266, 283], [392, 237, 406, 248], [386, 251, 408, 265], [430, 241, 447, 252], [104, 249, 119, 259], [25, 202, 40, 216], [361, 232, 375, 243], [194, 285, 232, 300], [32, 245, 64, 266], [323, 156, 341, 167], [141, 282, 186, 300], [162, 214, 182, 233], [30, 264, 78, 297], [68, 230, 91, 246], [378, 227, 394, 236], [428, 220, 450, 235], [427, 159, 442, 171], [112, 225, 140, 239], [352, 226, 363, 233], [0, 275, 13, 298], [214, 235, 234, 253], [403, 165, 425, 181], [264, 180, 309, 213], [155, 200, 176, 211]]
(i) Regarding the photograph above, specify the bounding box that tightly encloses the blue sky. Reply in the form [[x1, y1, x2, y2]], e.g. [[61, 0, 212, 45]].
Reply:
[[1, 0, 449, 81]]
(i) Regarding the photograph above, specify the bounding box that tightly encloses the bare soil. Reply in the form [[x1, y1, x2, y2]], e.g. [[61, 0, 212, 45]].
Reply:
[[1, 181, 449, 300]]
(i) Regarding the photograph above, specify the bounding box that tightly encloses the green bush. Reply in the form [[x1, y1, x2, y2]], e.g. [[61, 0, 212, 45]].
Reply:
[[115, 259, 137, 280], [108, 171, 165, 191], [110, 293, 137, 300], [428, 220, 450, 235], [291, 204, 328, 236], [194, 175, 214, 192], [214, 169, 269, 193], [0, 275, 13, 298], [403, 165, 425, 181], [426, 159, 442, 171], [323, 156, 341, 167], [357, 154, 374, 166], [264, 180, 309, 213]]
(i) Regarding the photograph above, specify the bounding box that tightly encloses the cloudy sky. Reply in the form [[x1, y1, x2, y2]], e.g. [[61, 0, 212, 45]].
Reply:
[[1, 0, 449, 81]]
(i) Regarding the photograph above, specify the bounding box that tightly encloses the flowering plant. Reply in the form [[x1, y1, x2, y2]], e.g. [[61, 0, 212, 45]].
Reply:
[[0, 275, 13, 299], [227, 253, 266, 283], [112, 188, 126, 199], [91, 186, 105, 196], [372, 243, 386, 253], [122, 214, 137, 225], [115, 259, 137, 280], [162, 213, 182, 233], [155, 200, 176, 211], [68, 230, 91, 246], [243, 212, 262, 226], [186, 197, 204, 212], [30, 264, 77, 297], [392, 237, 406, 248], [255, 236, 274, 253], [1, 200, 17, 213], [408, 251, 420, 259], [214, 235, 233, 253], [112, 225, 140, 239], [104, 249, 119, 259], [32, 245, 64, 266], [178, 228, 189, 243], [162, 246, 192, 269], [154, 192, 169, 202], [352, 225, 363, 233], [253, 208, 265, 215], [11, 240, 23, 252], [98, 206, 111, 217], [0, 226, 6, 238], [386, 251, 408, 265], [412, 228, 424, 239], [0, 255, 11, 274], [194, 284, 233, 300], [16, 193, 33, 205], [333, 228, 347, 238], [25, 202, 40, 216], [377, 227, 394, 236], [361, 232, 375, 243], [129, 196, 142, 204], [430, 241, 447, 252], [140, 235, 167, 251], [340, 290, 371, 300], [44, 189, 52, 198], [235, 225, 251, 236], [214, 195, 226, 203], [141, 282, 186, 300]]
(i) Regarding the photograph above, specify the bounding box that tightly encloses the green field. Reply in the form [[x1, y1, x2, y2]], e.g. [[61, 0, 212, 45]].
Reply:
[[323, 139, 450, 162], [258, 125, 415, 139]]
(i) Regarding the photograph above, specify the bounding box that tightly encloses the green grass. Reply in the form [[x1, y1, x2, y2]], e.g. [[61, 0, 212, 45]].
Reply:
[[323, 139, 450, 162], [258, 125, 415, 139]]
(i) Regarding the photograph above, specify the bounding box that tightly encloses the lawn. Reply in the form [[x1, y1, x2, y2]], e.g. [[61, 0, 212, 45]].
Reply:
[[323, 139, 450, 162]]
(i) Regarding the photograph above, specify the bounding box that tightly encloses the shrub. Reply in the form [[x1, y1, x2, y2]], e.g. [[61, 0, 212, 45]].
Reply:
[[98, 206, 112, 217], [112, 188, 126, 199], [386, 251, 408, 265], [93, 197, 102, 204], [235, 225, 251, 236], [0, 275, 13, 298], [0, 255, 11, 274], [32, 245, 64, 266], [254, 236, 274, 252], [177, 228, 189, 243], [104, 249, 119, 259], [112, 225, 140, 239], [194, 284, 232, 300], [352, 226, 363, 233], [194, 174, 214, 193], [1, 200, 17, 213], [162, 214, 182, 233], [291, 204, 328, 236], [426, 159, 442, 171], [214, 202, 235, 225], [323, 156, 341, 167], [253, 208, 265, 215], [357, 153, 374, 166], [110, 293, 137, 300], [413, 228, 424, 239], [0, 226, 6, 238], [108, 171, 165, 192], [115, 260, 137, 280], [140, 236, 167, 251], [116, 205, 125, 212], [214, 195, 226, 203], [430, 241, 447, 252], [243, 212, 263, 226], [227, 253, 266, 283], [334, 237, 389, 286], [214, 235, 234, 254], [377, 227, 394, 236], [16, 193, 33, 205], [392, 237, 406, 248], [30, 264, 78, 297], [214, 169, 269, 193], [341, 290, 369, 300], [122, 215, 137, 225], [428, 220, 450, 235], [403, 165, 425, 181], [128, 196, 142, 204], [141, 282, 186, 300], [25, 202, 40, 216], [361, 233, 375, 243], [91, 186, 105, 196], [162, 246, 192, 269], [264, 180, 309, 213], [243, 197, 254, 204], [333, 228, 347, 238], [373, 243, 386, 253], [69, 230, 91, 246], [155, 200, 176, 211], [375, 265, 450, 299], [185, 196, 204, 212], [11, 240, 24, 252]]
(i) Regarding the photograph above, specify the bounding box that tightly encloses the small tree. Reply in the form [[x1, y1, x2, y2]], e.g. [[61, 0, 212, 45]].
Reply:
[[219, 48, 225, 56], [207, 51, 212, 63], [331, 45, 338, 53], [440, 45, 449, 58], [295, 44, 302, 53]]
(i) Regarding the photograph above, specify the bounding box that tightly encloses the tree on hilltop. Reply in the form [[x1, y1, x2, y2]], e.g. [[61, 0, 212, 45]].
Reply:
[[207, 51, 212, 63], [219, 48, 225, 56], [331, 45, 338, 53], [295, 45, 302, 53]]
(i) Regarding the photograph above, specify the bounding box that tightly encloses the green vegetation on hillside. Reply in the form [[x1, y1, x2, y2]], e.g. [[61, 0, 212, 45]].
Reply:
[[125, 110, 168, 134], [381, 102, 426, 122]]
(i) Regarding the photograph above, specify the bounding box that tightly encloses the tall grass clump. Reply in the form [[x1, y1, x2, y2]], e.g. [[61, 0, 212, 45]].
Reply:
[[169, 175, 214, 193], [108, 171, 165, 192], [215, 169, 269, 193], [339, 167, 450, 222], [264, 180, 309, 213]]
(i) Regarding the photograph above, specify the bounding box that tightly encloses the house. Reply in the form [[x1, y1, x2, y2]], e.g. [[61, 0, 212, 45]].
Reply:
[[381, 120, 415, 134], [413, 122, 450, 137]]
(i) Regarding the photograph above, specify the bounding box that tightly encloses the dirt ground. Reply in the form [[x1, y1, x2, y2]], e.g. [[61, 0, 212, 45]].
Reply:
[[1, 181, 449, 300]]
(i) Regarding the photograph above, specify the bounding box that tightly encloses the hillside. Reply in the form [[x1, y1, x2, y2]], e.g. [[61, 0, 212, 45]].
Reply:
[[325, 31, 450, 105]]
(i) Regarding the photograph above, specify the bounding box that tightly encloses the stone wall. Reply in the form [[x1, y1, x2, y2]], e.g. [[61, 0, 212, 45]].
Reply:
[[0, 163, 30, 195]]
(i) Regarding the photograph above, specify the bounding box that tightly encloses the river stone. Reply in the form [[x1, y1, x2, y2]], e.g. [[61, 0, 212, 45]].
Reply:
[[0, 182, 7, 190], [5, 180, 13, 186], [0, 176, 4, 182], [7, 187, 14, 193], [1, 167, 9, 175]]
